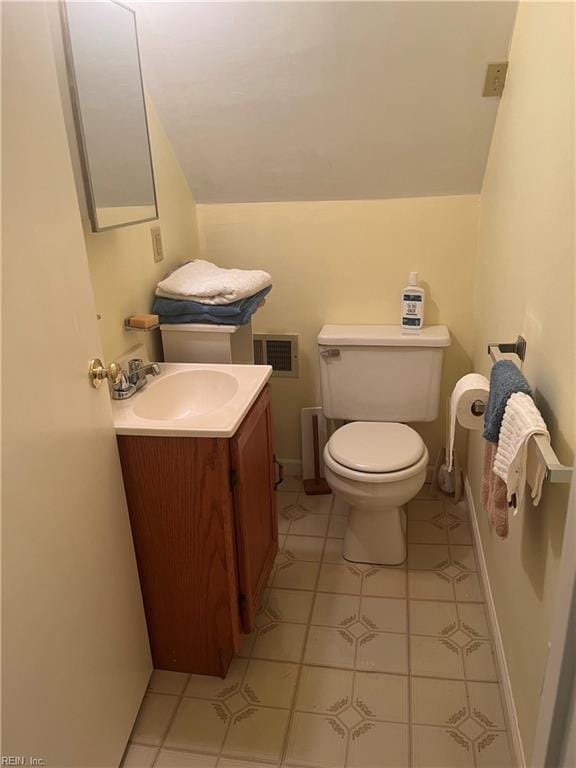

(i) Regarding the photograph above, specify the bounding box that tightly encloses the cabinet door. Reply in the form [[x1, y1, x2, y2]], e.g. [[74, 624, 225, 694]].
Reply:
[[118, 435, 240, 676], [230, 385, 278, 632]]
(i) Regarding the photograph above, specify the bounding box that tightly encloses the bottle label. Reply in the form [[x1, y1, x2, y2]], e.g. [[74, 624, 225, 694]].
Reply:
[[402, 317, 421, 327], [402, 293, 422, 302]]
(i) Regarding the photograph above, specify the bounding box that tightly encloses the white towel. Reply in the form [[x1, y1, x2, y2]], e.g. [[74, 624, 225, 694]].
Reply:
[[156, 260, 272, 305], [493, 392, 550, 510]]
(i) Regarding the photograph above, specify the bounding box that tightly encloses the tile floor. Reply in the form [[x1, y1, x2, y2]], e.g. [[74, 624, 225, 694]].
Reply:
[[123, 480, 514, 768]]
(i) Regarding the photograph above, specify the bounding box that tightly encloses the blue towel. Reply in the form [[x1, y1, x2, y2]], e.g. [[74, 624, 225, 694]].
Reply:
[[483, 360, 532, 443], [152, 286, 271, 326]]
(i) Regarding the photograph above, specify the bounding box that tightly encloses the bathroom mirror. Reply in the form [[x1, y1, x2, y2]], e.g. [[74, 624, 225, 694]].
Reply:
[[62, 0, 158, 232]]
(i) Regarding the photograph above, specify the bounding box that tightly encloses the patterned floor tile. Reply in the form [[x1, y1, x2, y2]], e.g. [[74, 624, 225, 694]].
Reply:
[[412, 724, 475, 767], [277, 477, 304, 493], [356, 631, 408, 674], [359, 596, 407, 633], [295, 665, 354, 714], [453, 572, 484, 602], [281, 535, 325, 562], [222, 706, 290, 762], [251, 622, 307, 663], [361, 567, 407, 598], [257, 589, 314, 626], [409, 600, 458, 636], [272, 560, 320, 590], [164, 699, 229, 753], [149, 670, 190, 696], [121, 744, 158, 767], [467, 681, 507, 730], [448, 522, 473, 545], [347, 721, 409, 768], [311, 592, 360, 627], [414, 483, 435, 501], [411, 677, 468, 726], [222, 706, 290, 763], [131, 693, 179, 746], [462, 640, 498, 682], [243, 659, 299, 708], [238, 631, 257, 659], [317, 563, 363, 594], [322, 538, 372, 570], [327, 515, 348, 539], [185, 659, 248, 699], [449, 501, 470, 521], [450, 546, 477, 571], [156, 750, 216, 767], [408, 570, 455, 601], [304, 626, 356, 669], [322, 538, 347, 564], [277, 511, 290, 535], [408, 544, 451, 571], [219, 759, 279, 768], [284, 711, 347, 767], [408, 520, 449, 544], [457, 603, 490, 638], [353, 671, 409, 723], [289, 513, 329, 537], [297, 493, 333, 515], [410, 636, 465, 679], [276, 492, 299, 513], [406, 499, 444, 521], [475, 732, 514, 767], [130, 483, 512, 768]]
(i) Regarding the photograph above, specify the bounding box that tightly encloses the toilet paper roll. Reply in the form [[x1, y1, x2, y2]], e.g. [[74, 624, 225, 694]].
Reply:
[[447, 374, 490, 470]]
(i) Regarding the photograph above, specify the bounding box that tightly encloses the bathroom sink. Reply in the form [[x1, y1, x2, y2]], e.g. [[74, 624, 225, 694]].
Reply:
[[112, 362, 272, 437], [133, 370, 239, 421]]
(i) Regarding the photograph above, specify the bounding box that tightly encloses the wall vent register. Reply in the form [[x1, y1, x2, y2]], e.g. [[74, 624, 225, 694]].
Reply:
[[253, 334, 299, 378]]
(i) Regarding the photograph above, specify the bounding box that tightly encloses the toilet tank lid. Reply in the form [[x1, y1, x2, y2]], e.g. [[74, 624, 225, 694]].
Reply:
[[317, 324, 450, 347]]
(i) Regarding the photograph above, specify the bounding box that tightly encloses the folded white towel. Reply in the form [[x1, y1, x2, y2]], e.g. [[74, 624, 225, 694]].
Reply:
[[156, 260, 272, 305], [493, 392, 550, 510]]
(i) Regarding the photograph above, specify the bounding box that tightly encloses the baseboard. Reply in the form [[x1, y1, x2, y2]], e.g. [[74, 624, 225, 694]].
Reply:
[[464, 475, 526, 768], [277, 458, 302, 478]]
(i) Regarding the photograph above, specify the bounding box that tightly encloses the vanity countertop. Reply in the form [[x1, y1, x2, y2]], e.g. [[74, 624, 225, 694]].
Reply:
[[111, 362, 272, 438]]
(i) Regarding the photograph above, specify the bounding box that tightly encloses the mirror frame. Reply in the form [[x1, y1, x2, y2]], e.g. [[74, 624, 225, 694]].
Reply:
[[60, 0, 159, 233]]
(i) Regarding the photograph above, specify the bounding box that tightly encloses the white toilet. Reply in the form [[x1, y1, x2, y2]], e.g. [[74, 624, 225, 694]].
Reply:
[[318, 324, 450, 565]]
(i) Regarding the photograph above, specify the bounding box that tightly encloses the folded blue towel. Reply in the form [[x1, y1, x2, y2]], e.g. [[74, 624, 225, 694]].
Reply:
[[483, 360, 532, 443], [152, 286, 271, 326]]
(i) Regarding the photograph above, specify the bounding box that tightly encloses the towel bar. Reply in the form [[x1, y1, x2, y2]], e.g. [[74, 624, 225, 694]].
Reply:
[[486, 336, 572, 484]]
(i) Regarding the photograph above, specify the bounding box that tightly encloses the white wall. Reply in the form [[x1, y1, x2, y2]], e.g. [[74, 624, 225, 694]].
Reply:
[[139, 1, 517, 202], [468, 2, 575, 760], [198, 195, 479, 463]]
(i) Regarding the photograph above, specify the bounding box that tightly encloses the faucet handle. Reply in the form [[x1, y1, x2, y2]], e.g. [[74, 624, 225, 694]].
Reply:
[[128, 358, 144, 375]]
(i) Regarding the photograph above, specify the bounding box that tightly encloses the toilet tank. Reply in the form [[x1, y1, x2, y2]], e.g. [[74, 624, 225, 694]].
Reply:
[[318, 324, 450, 422]]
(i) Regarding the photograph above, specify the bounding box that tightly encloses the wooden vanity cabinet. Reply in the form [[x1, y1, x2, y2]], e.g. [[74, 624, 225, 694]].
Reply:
[[117, 384, 277, 677]]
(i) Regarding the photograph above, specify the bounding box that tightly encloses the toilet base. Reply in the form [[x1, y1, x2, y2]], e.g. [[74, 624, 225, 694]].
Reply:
[[342, 505, 407, 566]]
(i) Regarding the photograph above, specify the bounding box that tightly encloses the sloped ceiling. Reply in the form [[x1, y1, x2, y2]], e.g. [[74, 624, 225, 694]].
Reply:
[[137, 1, 517, 203]]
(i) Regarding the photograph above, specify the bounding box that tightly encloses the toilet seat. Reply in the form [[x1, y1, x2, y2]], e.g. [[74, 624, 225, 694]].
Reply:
[[328, 422, 425, 473], [325, 422, 428, 484]]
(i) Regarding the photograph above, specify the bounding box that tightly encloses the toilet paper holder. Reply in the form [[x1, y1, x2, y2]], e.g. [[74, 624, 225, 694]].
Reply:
[[471, 400, 486, 416]]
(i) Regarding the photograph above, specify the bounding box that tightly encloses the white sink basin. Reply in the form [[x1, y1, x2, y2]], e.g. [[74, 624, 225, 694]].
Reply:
[[133, 370, 239, 421], [112, 362, 272, 438]]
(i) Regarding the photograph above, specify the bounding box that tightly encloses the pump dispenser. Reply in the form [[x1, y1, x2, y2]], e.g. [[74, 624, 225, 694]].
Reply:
[[401, 272, 425, 331]]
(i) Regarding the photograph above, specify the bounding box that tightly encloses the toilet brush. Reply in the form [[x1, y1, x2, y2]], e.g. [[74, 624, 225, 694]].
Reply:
[[431, 447, 463, 503]]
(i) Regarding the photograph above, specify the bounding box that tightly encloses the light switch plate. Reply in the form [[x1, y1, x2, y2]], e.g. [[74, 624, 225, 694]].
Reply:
[[151, 225, 164, 262], [483, 62, 508, 97]]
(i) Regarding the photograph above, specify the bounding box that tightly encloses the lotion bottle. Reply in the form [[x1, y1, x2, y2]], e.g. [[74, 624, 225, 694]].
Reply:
[[401, 272, 425, 331]]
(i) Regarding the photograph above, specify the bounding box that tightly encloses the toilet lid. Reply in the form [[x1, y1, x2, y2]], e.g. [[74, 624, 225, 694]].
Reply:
[[327, 422, 425, 473]]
